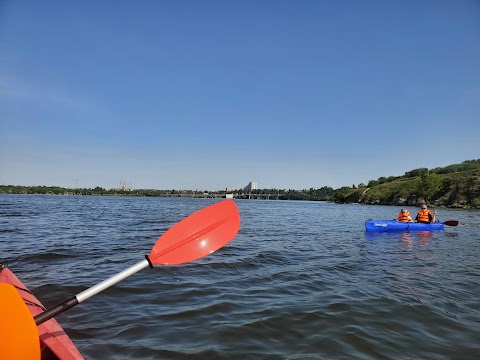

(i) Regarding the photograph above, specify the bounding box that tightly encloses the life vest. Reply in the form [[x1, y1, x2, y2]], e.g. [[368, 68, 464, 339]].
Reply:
[[397, 211, 411, 222], [417, 209, 431, 223]]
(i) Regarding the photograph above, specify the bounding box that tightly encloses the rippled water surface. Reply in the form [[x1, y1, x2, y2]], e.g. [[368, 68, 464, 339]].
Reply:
[[1, 195, 479, 359]]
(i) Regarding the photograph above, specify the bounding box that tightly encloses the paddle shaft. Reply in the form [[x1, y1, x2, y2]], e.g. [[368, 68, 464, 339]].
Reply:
[[35, 259, 150, 325]]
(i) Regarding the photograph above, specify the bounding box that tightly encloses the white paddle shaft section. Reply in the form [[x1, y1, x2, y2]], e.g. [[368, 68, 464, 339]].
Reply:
[[76, 259, 150, 303]]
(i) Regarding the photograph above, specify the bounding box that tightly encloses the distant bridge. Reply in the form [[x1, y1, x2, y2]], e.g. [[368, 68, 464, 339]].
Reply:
[[164, 193, 283, 200]]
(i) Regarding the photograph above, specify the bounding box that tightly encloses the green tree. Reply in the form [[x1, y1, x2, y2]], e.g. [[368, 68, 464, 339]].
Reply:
[[378, 177, 387, 184], [334, 187, 354, 203], [417, 172, 441, 203], [472, 198, 480, 209], [405, 168, 429, 178]]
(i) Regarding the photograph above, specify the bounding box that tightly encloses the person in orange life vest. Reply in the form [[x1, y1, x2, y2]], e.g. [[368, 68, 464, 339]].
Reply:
[[397, 208, 413, 222], [415, 204, 438, 223]]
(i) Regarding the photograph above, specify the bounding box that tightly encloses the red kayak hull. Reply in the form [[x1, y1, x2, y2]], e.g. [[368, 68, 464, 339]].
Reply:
[[0, 265, 83, 360]]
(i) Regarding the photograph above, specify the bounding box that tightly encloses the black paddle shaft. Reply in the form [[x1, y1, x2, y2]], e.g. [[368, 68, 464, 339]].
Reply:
[[34, 296, 79, 325]]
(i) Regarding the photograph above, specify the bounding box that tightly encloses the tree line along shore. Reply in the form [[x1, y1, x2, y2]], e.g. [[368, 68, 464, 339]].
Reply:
[[1, 159, 479, 209]]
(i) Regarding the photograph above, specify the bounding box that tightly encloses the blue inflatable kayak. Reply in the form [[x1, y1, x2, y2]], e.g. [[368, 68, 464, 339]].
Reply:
[[365, 220, 445, 232]]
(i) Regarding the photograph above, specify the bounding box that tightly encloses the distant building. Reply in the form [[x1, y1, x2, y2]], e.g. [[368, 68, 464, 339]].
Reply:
[[120, 180, 132, 191], [244, 181, 257, 192]]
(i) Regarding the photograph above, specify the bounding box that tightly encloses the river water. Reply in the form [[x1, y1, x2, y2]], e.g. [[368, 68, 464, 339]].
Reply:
[[1, 195, 479, 359]]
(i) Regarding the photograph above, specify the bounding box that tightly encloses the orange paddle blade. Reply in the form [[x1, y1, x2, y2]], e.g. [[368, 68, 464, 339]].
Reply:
[[0, 283, 40, 360], [149, 200, 240, 265]]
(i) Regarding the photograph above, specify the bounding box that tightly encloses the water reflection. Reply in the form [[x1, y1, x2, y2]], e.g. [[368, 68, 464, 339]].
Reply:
[[400, 232, 412, 248], [445, 231, 459, 238], [417, 231, 432, 247], [364, 230, 433, 248], [363, 231, 402, 241], [363, 230, 438, 301]]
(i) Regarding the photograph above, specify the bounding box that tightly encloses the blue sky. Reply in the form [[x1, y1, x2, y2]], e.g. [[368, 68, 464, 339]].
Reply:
[[1, 1, 479, 191]]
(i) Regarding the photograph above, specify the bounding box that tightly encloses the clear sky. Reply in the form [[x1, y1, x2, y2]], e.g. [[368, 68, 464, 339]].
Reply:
[[1, 1, 479, 191]]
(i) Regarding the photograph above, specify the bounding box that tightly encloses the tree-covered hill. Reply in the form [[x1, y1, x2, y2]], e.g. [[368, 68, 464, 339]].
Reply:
[[334, 159, 480, 208]]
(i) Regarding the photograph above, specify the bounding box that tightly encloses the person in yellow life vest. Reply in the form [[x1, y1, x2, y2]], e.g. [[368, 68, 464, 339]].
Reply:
[[415, 204, 438, 223], [397, 209, 413, 222]]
